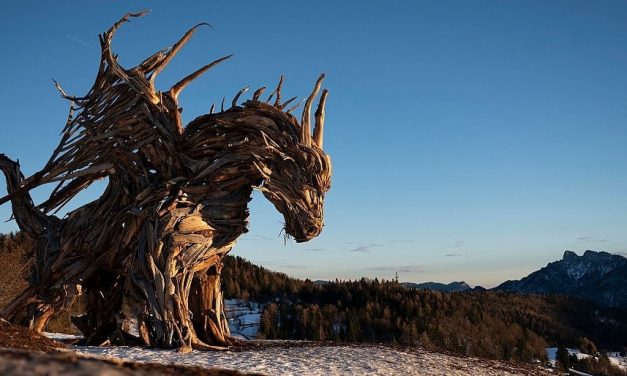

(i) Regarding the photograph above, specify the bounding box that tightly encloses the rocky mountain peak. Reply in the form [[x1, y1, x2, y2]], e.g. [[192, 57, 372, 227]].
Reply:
[[495, 250, 627, 309], [562, 250, 578, 261]]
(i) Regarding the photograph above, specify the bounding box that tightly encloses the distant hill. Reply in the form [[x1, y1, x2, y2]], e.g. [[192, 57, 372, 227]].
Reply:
[[494, 250, 627, 309], [401, 281, 470, 292], [314, 280, 331, 286]]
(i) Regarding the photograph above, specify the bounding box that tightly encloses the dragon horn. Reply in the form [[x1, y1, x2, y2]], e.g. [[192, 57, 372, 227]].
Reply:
[[301, 74, 325, 147], [313, 89, 328, 149]]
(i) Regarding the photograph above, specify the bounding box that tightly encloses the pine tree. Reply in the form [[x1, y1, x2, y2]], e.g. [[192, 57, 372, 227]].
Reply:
[[556, 344, 570, 372]]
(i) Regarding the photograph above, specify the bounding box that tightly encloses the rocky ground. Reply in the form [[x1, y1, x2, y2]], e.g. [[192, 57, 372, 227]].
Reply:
[[0, 349, 262, 376], [0, 319, 67, 352]]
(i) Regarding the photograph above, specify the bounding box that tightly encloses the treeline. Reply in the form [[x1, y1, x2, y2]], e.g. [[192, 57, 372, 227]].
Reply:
[[260, 280, 549, 362], [223, 255, 627, 364], [258, 279, 627, 362], [222, 254, 307, 301]]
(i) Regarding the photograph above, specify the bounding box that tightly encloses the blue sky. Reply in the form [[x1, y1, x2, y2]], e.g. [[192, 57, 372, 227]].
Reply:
[[1, 1, 627, 287]]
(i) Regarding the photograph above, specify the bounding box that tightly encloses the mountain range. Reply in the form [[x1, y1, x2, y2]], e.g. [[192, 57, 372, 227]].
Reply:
[[494, 250, 627, 309], [401, 281, 471, 292]]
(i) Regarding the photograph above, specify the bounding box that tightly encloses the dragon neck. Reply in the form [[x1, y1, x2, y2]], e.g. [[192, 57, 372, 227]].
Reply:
[[182, 105, 296, 246]]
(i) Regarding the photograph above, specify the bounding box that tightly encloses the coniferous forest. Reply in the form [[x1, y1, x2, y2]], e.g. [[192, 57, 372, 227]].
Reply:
[[222, 255, 627, 366]]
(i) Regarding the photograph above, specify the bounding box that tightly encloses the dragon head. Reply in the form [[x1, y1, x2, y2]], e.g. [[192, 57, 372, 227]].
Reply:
[[254, 76, 332, 243], [260, 137, 331, 243]]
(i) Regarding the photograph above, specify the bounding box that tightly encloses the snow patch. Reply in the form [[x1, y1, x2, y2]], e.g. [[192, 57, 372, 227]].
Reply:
[[225, 299, 262, 339], [546, 348, 627, 372], [565, 263, 591, 281], [608, 353, 627, 371], [44, 332, 82, 341], [546, 348, 591, 366]]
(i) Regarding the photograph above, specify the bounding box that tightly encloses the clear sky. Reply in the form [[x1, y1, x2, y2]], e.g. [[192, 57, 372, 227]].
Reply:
[[1, 1, 626, 287]]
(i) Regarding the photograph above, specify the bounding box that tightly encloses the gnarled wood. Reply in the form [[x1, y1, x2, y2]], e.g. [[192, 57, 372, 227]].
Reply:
[[0, 12, 331, 350]]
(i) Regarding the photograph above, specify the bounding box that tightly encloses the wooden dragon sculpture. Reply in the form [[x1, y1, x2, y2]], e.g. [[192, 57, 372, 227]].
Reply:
[[0, 11, 331, 350]]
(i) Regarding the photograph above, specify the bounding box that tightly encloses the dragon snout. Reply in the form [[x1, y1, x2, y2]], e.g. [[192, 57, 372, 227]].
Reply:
[[293, 222, 322, 243]]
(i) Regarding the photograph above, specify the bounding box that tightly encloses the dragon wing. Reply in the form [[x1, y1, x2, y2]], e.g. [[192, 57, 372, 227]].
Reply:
[[1, 11, 230, 214]]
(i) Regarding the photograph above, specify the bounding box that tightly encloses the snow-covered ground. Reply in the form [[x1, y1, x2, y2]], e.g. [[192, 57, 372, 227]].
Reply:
[[43, 333, 550, 376], [546, 347, 592, 366], [608, 352, 627, 370], [41, 303, 559, 376], [546, 347, 627, 372], [225, 299, 262, 339]]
